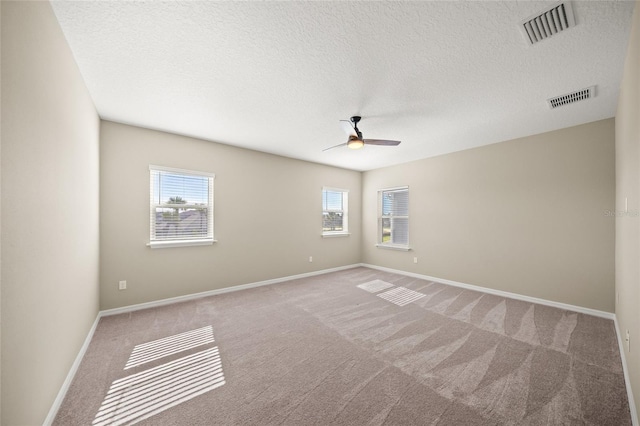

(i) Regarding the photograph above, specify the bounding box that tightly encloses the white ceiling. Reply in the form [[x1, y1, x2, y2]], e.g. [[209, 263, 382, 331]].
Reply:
[[50, 1, 635, 171]]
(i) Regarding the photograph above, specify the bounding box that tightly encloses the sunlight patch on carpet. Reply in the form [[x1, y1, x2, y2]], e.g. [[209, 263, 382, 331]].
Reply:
[[125, 326, 214, 369], [357, 280, 394, 293], [93, 347, 225, 426], [94, 326, 225, 425], [377, 287, 426, 306]]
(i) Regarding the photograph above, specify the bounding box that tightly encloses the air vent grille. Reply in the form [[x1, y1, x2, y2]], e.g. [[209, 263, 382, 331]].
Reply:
[[547, 86, 595, 109], [520, 2, 576, 45]]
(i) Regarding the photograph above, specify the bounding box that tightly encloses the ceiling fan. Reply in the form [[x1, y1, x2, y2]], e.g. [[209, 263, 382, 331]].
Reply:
[[323, 116, 401, 151]]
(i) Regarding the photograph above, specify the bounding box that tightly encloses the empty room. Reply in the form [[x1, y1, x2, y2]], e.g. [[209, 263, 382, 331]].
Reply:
[[2, 0, 640, 425]]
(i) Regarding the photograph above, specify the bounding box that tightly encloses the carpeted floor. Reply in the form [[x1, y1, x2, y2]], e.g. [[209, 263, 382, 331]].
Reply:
[[54, 267, 631, 425]]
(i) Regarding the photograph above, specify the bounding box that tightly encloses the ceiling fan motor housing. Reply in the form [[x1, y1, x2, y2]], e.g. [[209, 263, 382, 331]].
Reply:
[[323, 115, 400, 151], [351, 116, 363, 139]]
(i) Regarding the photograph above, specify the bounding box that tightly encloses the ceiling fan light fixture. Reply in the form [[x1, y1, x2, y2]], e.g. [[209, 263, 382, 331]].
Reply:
[[323, 116, 400, 152], [347, 137, 364, 150]]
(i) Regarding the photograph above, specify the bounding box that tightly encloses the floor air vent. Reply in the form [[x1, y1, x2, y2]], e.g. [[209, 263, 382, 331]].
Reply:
[[520, 2, 576, 45], [547, 86, 595, 109]]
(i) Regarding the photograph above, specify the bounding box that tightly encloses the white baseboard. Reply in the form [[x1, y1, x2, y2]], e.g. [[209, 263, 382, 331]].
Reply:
[[361, 263, 614, 319], [615, 316, 639, 426], [100, 264, 361, 316], [364, 264, 639, 424], [48, 263, 634, 425], [45, 264, 361, 423], [43, 314, 101, 426]]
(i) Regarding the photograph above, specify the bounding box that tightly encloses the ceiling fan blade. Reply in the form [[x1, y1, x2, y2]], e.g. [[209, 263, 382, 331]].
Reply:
[[339, 120, 357, 137], [322, 142, 348, 152], [363, 139, 401, 146]]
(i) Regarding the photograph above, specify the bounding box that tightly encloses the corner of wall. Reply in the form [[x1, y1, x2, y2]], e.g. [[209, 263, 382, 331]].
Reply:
[[615, 0, 640, 422], [1, 2, 100, 424]]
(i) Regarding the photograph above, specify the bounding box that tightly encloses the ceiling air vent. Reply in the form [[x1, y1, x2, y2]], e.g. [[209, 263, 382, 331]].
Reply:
[[520, 1, 576, 45], [547, 86, 595, 109]]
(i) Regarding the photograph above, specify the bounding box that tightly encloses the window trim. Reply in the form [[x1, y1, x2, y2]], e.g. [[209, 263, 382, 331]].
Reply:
[[148, 165, 216, 249], [322, 187, 349, 237], [377, 186, 410, 250]]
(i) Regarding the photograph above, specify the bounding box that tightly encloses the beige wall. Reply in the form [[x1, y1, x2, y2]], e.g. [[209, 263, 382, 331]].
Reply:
[[99, 121, 361, 310], [0, 2, 3, 421], [1, 2, 100, 425], [363, 119, 615, 312], [0, 1, 629, 423], [616, 0, 640, 416], [0, 0, 2, 424]]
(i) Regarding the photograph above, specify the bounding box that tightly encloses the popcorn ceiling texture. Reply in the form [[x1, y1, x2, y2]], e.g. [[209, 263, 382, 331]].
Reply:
[[50, 1, 635, 171]]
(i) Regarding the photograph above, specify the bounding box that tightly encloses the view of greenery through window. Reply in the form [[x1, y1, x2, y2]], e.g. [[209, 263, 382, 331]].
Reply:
[[322, 189, 346, 233], [152, 170, 211, 241]]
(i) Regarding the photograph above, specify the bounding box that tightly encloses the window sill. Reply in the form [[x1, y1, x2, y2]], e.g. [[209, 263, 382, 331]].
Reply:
[[376, 243, 411, 251], [322, 232, 351, 238], [147, 239, 217, 249]]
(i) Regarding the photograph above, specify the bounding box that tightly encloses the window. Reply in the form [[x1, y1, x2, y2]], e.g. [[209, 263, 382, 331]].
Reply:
[[378, 187, 409, 250], [149, 165, 215, 248], [322, 187, 349, 236]]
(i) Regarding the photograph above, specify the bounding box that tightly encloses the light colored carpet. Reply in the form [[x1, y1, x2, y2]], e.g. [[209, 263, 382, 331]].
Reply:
[[54, 267, 631, 425]]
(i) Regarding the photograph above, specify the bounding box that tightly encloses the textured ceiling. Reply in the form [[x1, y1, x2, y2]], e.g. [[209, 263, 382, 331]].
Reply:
[[50, 1, 635, 171]]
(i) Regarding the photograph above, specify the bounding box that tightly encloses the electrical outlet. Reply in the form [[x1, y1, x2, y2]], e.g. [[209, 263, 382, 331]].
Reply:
[[119, 280, 127, 290], [626, 329, 630, 352], [413, 257, 418, 264], [309, 256, 313, 263]]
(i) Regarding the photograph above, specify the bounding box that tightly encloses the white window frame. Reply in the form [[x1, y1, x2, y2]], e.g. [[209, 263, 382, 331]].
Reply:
[[322, 187, 349, 237], [376, 186, 410, 251], [148, 165, 216, 249]]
